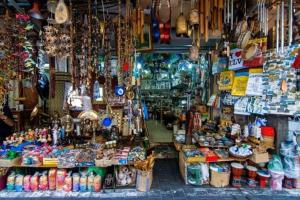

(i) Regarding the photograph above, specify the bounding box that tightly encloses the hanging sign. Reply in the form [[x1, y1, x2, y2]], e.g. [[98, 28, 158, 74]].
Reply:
[[231, 72, 249, 96], [246, 73, 264, 96], [229, 48, 244, 71]]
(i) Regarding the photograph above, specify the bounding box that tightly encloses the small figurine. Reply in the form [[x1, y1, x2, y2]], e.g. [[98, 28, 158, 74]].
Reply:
[[38, 135, 43, 142], [41, 135, 47, 143], [28, 129, 35, 141], [47, 134, 52, 143], [52, 128, 58, 145]]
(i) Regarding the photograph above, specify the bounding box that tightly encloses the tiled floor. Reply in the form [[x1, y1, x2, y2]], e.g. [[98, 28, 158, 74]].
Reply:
[[0, 159, 300, 200], [146, 120, 173, 144]]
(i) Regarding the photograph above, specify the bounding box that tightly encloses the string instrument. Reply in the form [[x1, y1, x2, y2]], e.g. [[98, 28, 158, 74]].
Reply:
[[157, 0, 171, 44]]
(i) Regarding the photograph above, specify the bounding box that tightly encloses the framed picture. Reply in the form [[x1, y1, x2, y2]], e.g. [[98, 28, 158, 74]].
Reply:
[[136, 24, 153, 52], [92, 84, 105, 104]]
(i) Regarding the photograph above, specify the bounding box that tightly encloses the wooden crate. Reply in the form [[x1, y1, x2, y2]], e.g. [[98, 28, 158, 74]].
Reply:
[[0, 157, 21, 167], [179, 152, 188, 184], [43, 158, 58, 167]]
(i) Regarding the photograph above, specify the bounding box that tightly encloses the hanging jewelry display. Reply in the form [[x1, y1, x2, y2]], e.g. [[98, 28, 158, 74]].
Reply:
[[257, 0, 268, 36], [70, 0, 77, 88], [43, 24, 71, 58], [103, 18, 113, 102], [0, 10, 15, 108], [91, 0, 100, 81], [78, 14, 89, 93], [117, 0, 123, 85], [86, 0, 93, 93]]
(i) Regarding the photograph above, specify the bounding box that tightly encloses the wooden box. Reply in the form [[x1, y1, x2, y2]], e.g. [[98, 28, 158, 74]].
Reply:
[[0, 157, 21, 167], [250, 151, 269, 164]]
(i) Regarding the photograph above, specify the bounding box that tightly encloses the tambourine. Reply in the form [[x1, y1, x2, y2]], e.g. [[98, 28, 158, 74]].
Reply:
[[237, 31, 251, 49], [242, 44, 258, 61], [115, 86, 125, 96]]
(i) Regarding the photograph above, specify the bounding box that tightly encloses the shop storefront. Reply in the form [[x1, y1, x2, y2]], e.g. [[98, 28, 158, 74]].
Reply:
[[0, 0, 300, 197]]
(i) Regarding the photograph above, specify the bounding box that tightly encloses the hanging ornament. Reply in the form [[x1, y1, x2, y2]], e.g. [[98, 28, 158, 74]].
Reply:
[[55, 0, 69, 24], [123, 63, 130, 72], [115, 86, 126, 97]]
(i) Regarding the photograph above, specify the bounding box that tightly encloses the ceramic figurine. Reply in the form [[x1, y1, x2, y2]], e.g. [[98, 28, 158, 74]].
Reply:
[[41, 135, 47, 143], [52, 128, 58, 145], [28, 129, 35, 140], [47, 134, 52, 143]]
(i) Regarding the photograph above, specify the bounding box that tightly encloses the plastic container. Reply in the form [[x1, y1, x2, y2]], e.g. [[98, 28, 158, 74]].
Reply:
[[261, 126, 275, 137], [294, 178, 300, 188], [283, 176, 294, 189], [269, 170, 284, 190]]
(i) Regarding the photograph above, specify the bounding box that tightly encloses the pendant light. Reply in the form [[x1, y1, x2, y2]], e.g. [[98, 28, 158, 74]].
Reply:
[[29, 1, 44, 20]]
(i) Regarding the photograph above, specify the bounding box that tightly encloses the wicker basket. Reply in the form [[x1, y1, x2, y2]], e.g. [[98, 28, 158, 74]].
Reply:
[[174, 142, 183, 151], [210, 169, 230, 188]]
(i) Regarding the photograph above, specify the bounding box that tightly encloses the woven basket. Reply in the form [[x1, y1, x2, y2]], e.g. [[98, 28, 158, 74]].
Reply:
[[210, 170, 230, 188]]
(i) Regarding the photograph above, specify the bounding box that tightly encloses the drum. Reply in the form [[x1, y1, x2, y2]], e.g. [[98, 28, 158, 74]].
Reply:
[[246, 165, 257, 179], [231, 162, 244, 177], [237, 31, 251, 49], [257, 170, 271, 188], [242, 44, 258, 61]]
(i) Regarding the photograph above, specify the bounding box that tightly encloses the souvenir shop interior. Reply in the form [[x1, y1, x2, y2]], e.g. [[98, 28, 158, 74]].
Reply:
[[0, 0, 300, 195]]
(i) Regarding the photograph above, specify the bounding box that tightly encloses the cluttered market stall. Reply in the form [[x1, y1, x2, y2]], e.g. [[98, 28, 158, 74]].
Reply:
[[0, 0, 300, 196]]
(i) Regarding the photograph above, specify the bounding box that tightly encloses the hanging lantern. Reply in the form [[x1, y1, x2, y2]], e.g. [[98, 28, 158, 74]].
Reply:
[[29, 1, 43, 20]]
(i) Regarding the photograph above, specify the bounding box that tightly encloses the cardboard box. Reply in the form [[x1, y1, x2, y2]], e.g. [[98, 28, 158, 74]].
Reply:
[[250, 152, 269, 163]]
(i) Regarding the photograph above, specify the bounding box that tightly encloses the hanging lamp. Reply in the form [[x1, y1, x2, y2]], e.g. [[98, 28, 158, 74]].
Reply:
[[29, 1, 44, 20]]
